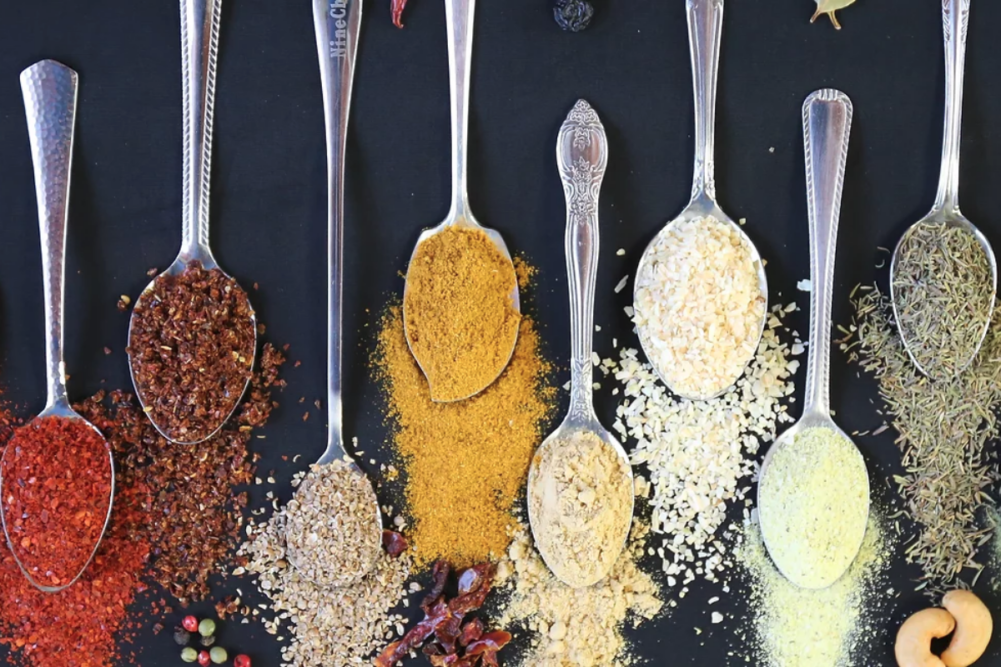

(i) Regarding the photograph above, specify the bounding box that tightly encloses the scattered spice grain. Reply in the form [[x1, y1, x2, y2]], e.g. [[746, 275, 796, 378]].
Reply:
[[528, 430, 632, 588], [127, 261, 256, 443], [403, 226, 521, 402], [1, 416, 112, 588]]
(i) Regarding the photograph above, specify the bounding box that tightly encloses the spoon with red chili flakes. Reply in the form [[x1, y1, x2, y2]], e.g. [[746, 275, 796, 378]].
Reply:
[[126, 0, 257, 445], [0, 60, 115, 593]]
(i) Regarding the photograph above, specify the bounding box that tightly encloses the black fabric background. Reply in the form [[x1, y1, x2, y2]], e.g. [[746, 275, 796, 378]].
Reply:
[[0, 1, 1000, 665]]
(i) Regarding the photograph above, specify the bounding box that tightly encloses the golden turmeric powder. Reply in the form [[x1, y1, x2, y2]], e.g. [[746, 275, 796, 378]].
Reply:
[[403, 226, 521, 402], [375, 282, 555, 568]]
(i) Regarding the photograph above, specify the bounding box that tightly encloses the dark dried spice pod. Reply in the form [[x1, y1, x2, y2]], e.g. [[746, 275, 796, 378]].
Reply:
[[554, 0, 594, 32]]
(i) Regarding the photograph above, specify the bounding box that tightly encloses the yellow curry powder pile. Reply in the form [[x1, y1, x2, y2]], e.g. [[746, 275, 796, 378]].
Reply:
[[376, 262, 555, 568], [403, 226, 521, 403]]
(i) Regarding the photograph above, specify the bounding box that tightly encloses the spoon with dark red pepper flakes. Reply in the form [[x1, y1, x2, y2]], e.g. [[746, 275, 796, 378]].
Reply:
[[126, 0, 258, 445], [0, 60, 115, 594]]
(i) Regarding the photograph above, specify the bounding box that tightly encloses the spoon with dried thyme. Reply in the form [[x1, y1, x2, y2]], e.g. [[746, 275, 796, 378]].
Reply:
[[890, 0, 997, 381], [127, 0, 257, 445], [402, 0, 521, 404], [527, 101, 633, 589], [283, 0, 382, 588], [758, 90, 869, 590]]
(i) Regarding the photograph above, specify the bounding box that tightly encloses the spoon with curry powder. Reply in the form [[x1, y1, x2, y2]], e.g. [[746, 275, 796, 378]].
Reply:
[[0, 60, 115, 593], [126, 0, 258, 445], [402, 0, 521, 404], [527, 101, 633, 589], [282, 0, 382, 588]]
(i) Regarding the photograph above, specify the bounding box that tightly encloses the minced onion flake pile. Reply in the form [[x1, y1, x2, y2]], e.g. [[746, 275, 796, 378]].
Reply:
[[604, 303, 801, 591]]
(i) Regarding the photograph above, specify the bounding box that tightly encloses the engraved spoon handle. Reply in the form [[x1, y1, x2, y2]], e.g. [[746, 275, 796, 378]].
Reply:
[[802, 89, 853, 417], [314, 0, 362, 466], [445, 0, 474, 219], [179, 0, 222, 262], [687, 0, 723, 203], [21, 60, 78, 411], [557, 101, 608, 423], [934, 0, 971, 214]]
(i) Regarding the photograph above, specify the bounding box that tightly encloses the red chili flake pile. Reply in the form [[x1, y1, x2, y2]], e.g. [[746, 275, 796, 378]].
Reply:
[[127, 261, 256, 443], [0, 416, 112, 588], [375, 561, 510, 667]]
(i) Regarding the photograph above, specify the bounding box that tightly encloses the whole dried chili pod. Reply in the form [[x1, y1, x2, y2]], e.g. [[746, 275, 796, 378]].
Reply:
[[392, 0, 409, 28]]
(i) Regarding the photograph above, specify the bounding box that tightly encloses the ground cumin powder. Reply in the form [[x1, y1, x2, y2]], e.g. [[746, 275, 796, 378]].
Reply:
[[376, 266, 554, 568], [403, 226, 521, 402]]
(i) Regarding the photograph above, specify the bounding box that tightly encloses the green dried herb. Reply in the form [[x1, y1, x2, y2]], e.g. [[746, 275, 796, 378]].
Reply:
[[812, 0, 857, 29], [892, 222, 993, 380]]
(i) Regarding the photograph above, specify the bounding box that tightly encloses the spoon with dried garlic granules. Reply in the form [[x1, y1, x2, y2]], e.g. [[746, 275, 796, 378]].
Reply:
[[758, 90, 869, 590], [527, 101, 633, 589], [633, 0, 768, 402], [283, 0, 382, 588]]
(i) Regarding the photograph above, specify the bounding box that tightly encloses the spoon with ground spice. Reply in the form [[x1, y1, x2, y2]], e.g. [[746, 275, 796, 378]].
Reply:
[[633, 0, 768, 402], [758, 90, 869, 590], [281, 0, 382, 589], [890, 0, 997, 381], [402, 0, 521, 404], [0, 60, 115, 593], [527, 101, 633, 589], [126, 0, 258, 445]]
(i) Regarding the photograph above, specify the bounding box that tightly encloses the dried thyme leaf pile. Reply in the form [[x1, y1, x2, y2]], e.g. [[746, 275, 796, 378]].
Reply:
[[845, 286, 1000, 595]]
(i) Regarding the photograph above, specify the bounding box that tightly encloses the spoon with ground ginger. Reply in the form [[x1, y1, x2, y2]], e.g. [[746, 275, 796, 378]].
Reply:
[[402, 0, 521, 404], [0, 61, 115, 593], [758, 90, 869, 590], [527, 101, 633, 589], [281, 0, 382, 588], [126, 0, 257, 445], [890, 0, 997, 381]]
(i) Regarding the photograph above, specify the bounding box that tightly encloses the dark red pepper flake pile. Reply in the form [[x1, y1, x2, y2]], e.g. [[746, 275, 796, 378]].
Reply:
[[127, 261, 256, 443], [1, 416, 112, 588], [375, 561, 511, 667]]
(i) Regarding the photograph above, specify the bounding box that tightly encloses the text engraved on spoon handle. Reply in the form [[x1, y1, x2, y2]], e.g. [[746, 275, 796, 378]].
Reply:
[[802, 90, 853, 418], [180, 0, 222, 260], [558, 101, 608, 423], [21, 60, 78, 409], [935, 0, 971, 213], [687, 0, 723, 203], [445, 0, 475, 219]]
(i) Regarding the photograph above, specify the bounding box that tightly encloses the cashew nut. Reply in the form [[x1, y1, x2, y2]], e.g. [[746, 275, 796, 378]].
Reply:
[[941, 590, 992, 667], [895, 608, 955, 667]]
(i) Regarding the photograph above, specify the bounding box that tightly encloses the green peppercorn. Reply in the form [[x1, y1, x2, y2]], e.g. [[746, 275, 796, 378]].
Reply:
[[181, 647, 199, 663], [198, 618, 217, 637], [174, 627, 192, 646], [209, 646, 228, 664]]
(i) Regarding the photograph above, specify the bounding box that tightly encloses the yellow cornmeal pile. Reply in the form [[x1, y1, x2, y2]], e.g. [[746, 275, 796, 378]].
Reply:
[[496, 523, 662, 667], [528, 430, 633, 587], [737, 511, 893, 667], [375, 273, 555, 568], [404, 225, 521, 402]]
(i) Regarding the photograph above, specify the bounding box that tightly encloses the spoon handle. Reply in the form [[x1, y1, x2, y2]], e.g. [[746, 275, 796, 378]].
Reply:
[[445, 0, 474, 219], [687, 0, 723, 203], [179, 0, 222, 261], [21, 60, 78, 411], [802, 89, 853, 418], [557, 101, 608, 422], [313, 0, 362, 465], [933, 0, 971, 214]]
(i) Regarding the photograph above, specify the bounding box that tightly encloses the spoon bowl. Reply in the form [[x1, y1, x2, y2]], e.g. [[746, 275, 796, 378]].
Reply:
[[401, 0, 520, 403], [2, 60, 116, 593], [633, 0, 768, 402]]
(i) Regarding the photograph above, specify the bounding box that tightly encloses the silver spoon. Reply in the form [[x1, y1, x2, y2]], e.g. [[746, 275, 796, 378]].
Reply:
[[890, 0, 997, 380], [633, 0, 768, 401], [401, 0, 520, 403], [127, 0, 257, 445], [0, 60, 115, 593], [527, 100, 633, 588], [758, 89, 869, 590], [283, 0, 382, 588]]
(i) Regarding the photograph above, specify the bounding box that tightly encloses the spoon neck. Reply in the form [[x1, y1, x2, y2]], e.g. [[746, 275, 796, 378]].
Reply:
[[568, 368, 595, 423], [446, 0, 474, 225], [688, 0, 722, 203], [934, 0, 970, 214]]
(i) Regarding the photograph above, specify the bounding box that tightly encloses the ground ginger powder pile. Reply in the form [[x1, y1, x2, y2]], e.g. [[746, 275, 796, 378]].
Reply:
[[376, 278, 554, 568], [403, 226, 521, 402]]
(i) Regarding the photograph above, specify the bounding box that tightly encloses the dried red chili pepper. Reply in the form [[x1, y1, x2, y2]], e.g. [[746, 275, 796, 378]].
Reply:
[[391, 0, 409, 28], [458, 618, 484, 647], [382, 529, 409, 557], [1, 416, 112, 588]]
